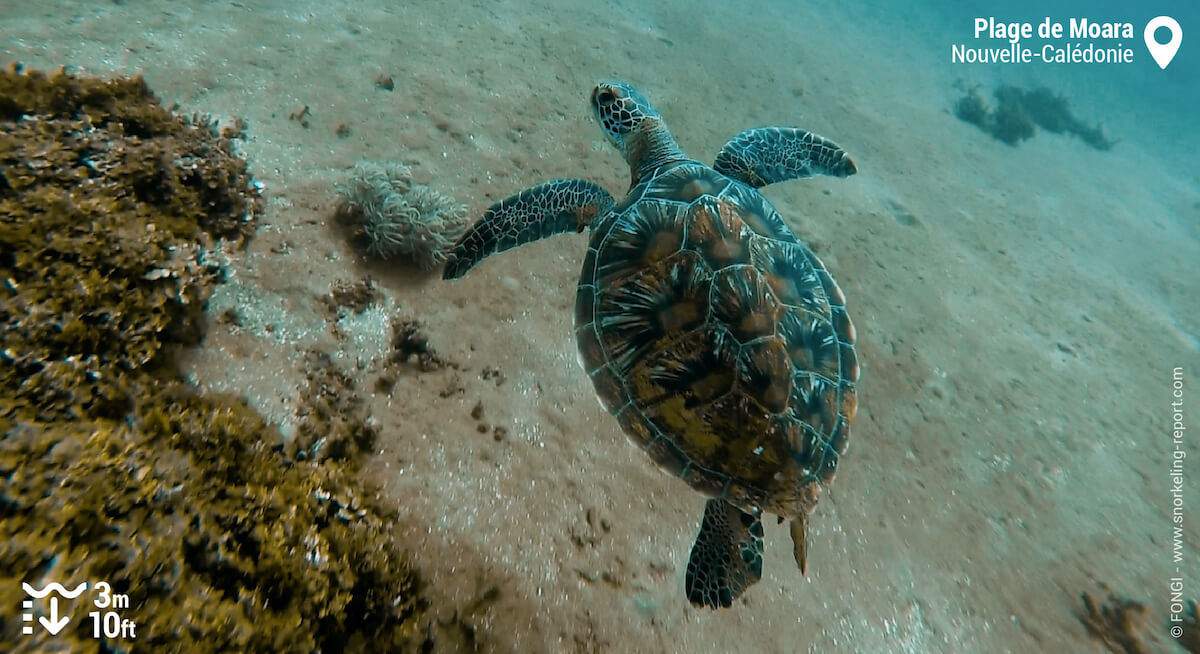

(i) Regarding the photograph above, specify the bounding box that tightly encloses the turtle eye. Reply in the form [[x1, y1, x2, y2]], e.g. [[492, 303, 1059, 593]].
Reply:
[[596, 90, 615, 105]]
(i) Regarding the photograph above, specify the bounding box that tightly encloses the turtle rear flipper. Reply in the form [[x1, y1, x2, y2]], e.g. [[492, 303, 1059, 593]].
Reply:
[[685, 499, 764, 609], [714, 127, 857, 188], [443, 179, 614, 279]]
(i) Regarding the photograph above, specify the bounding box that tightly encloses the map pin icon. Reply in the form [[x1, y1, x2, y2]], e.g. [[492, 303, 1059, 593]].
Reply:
[[1144, 16, 1182, 69]]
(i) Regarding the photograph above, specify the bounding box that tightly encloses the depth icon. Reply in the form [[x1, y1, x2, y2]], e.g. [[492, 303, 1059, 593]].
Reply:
[[22, 582, 88, 636]]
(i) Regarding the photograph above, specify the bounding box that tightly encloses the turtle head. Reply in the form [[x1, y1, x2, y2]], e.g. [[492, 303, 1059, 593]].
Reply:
[[591, 80, 686, 181], [591, 80, 659, 146]]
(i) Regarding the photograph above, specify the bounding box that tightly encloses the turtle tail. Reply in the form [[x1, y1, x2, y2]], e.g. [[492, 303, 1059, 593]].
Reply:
[[685, 499, 764, 609]]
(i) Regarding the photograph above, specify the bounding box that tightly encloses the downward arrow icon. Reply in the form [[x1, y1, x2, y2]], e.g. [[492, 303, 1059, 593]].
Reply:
[[39, 597, 69, 635]]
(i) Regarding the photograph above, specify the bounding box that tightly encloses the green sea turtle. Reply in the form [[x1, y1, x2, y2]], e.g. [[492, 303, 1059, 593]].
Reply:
[[444, 80, 859, 609]]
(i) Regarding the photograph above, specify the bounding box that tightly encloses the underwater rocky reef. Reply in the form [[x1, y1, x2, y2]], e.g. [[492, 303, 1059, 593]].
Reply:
[[954, 83, 1117, 150], [0, 64, 427, 652]]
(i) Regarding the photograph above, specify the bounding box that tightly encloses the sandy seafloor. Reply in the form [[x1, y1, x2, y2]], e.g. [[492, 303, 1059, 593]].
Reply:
[[4, 0, 1200, 652]]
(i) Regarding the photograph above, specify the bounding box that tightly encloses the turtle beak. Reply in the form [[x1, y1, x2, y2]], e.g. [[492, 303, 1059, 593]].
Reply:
[[835, 152, 858, 177]]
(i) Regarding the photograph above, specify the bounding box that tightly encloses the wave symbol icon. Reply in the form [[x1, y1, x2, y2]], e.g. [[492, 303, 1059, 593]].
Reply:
[[22, 582, 88, 598]]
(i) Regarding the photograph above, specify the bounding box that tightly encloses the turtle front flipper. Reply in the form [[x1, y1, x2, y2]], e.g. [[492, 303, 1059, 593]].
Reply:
[[685, 499, 764, 609], [713, 127, 857, 188], [442, 179, 614, 279]]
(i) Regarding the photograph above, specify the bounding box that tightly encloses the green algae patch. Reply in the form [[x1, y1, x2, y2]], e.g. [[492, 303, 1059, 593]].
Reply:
[[0, 64, 426, 652]]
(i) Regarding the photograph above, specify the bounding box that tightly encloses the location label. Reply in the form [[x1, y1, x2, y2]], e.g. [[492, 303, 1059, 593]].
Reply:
[[1144, 16, 1182, 69]]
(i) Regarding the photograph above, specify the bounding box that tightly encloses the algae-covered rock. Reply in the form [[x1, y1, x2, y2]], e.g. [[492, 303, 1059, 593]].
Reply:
[[952, 85, 990, 129], [0, 62, 260, 424], [989, 86, 1037, 146], [0, 65, 426, 652], [952, 82, 1116, 150], [1, 383, 424, 653]]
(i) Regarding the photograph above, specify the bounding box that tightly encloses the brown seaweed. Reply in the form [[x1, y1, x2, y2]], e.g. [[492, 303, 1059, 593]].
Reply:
[[0, 64, 426, 652]]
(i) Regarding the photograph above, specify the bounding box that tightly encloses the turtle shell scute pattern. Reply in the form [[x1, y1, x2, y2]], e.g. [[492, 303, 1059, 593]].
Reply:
[[575, 164, 858, 517]]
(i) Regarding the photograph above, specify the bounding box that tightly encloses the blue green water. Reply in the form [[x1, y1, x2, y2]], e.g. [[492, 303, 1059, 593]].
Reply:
[[1, 0, 1196, 652]]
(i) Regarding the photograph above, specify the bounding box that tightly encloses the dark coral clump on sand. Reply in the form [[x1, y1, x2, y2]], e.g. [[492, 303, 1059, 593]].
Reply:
[[1077, 590, 1152, 654], [952, 86, 991, 130], [290, 348, 380, 463], [954, 83, 1116, 150], [988, 86, 1037, 146], [0, 64, 425, 652], [1074, 587, 1200, 654], [1181, 599, 1200, 654]]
